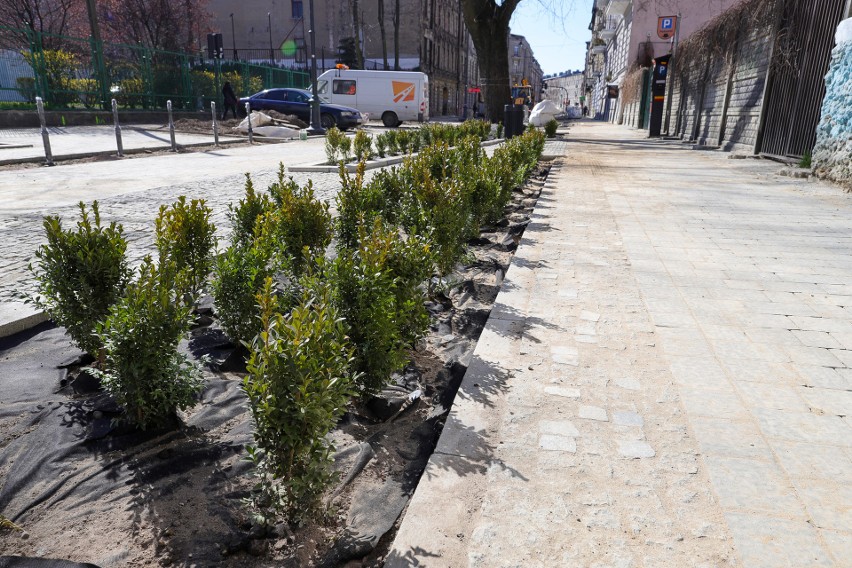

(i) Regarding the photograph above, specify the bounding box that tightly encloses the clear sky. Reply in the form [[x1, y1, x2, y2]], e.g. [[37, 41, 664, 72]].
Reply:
[[510, 0, 594, 76]]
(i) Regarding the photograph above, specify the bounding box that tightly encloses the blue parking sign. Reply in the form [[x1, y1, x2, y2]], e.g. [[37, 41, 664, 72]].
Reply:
[[658, 16, 677, 39]]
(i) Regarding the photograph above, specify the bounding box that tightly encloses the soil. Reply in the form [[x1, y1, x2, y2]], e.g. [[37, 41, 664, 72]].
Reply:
[[0, 163, 551, 567]]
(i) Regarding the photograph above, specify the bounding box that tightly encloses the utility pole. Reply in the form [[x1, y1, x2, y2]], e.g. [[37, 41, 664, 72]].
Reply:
[[230, 13, 237, 59], [307, 0, 325, 134], [268, 12, 274, 60]]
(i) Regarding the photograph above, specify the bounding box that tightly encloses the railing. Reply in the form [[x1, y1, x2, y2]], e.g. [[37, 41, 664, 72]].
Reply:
[[0, 26, 310, 110]]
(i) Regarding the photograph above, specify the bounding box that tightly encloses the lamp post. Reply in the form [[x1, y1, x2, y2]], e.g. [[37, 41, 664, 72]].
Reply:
[[268, 12, 274, 61], [306, 0, 325, 134], [230, 13, 237, 59]]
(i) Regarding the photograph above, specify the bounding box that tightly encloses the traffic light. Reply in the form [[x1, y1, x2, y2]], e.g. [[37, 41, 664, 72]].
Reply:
[[207, 33, 224, 59]]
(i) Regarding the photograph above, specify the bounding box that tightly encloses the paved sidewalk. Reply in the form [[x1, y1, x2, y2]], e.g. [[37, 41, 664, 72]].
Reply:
[[0, 124, 245, 163], [389, 122, 851, 567]]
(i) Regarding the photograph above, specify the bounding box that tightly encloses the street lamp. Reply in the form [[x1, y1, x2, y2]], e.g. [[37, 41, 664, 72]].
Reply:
[[230, 13, 237, 59], [306, 0, 325, 134], [268, 12, 274, 61]]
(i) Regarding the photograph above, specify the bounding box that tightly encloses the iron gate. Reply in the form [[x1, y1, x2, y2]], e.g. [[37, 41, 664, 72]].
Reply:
[[759, 0, 847, 158]]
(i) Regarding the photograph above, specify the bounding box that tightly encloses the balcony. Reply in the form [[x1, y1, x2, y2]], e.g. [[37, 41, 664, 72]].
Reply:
[[605, 0, 631, 18], [591, 43, 607, 55], [599, 27, 617, 42]]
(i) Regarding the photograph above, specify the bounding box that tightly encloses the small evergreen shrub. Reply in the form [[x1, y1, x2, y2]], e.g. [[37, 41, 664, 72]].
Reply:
[[375, 134, 387, 158], [496, 122, 504, 139], [155, 196, 217, 296], [228, 174, 272, 249], [244, 276, 355, 522], [211, 215, 276, 347], [545, 118, 559, 138], [335, 162, 383, 251], [325, 127, 346, 164], [330, 220, 430, 396], [385, 130, 400, 154], [267, 165, 333, 275], [96, 257, 203, 429], [30, 201, 131, 358], [353, 130, 373, 162]]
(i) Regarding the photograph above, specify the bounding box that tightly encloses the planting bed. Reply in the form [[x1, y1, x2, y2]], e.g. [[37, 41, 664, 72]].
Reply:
[[0, 163, 551, 567]]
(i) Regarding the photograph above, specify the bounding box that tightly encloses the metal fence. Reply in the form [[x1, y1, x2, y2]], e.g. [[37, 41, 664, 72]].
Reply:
[[0, 26, 310, 110]]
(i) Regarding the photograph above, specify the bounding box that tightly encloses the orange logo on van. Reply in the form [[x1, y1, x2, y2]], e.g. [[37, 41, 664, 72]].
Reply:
[[392, 81, 415, 103]]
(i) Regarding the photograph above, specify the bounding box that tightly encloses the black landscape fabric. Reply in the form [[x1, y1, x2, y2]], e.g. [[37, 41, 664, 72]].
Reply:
[[0, 323, 254, 564]]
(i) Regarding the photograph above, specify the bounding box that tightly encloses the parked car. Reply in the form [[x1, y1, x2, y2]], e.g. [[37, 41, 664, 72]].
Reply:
[[238, 88, 363, 130]]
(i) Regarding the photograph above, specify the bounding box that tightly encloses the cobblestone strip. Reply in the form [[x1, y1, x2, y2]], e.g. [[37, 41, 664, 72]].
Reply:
[[0, 167, 364, 302], [390, 157, 737, 567]]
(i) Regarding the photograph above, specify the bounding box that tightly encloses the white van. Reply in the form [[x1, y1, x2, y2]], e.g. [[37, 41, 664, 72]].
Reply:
[[316, 69, 429, 127]]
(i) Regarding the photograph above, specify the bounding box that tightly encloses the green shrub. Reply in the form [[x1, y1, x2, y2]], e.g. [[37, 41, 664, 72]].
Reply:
[[496, 122, 504, 139], [339, 135, 352, 163], [335, 162, 383, 251], [69, 78, 98, 109], [16, 77, 36, 103], [385, 130, 399, 154], [330, 220, 429, 396], [96, 256, 203, 429], [396, 130, 411, 154], [798, 151, 812, 169], [155, 196, 217, 296], [30, 201, 131, 358], [325, 126, 346, 164], [353, 130, 372, 162], [545, 118, 559, 138], [211, 219, 275, 347], [244, 276, 355, 522], [115, 78, 146, 109], [228, 174, 273, 249], [375, 134, 387, 158], [267, 166, 333, 275], [22, 49, 78, 107]]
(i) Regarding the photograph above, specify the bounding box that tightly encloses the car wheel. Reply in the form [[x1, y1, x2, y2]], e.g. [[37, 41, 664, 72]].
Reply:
[[320, 113, 335, 129], [382, 111, 400, 128]]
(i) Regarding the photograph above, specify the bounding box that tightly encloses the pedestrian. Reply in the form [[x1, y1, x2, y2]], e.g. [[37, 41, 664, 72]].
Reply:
[[583, 105, 588, 117], [222, 81, 238, 120]]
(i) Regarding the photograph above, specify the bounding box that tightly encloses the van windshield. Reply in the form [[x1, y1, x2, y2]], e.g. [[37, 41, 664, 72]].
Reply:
[[317, 80, 328, 95]]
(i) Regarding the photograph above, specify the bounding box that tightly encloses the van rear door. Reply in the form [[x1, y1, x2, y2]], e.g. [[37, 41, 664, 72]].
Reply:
[[420, 77, 429, 121]]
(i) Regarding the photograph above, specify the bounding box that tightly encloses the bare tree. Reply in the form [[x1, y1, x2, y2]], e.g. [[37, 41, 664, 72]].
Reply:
[[99, 0, 210, 52], [393, 0, 400, 69], [378, 0, 388, 68], [350, 0, 364, 68], [0, 0, 87, 48]]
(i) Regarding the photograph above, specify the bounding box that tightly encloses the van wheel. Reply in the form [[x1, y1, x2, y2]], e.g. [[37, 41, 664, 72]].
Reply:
[[320, 113, 336, 129], [382, 111, 400, 127]]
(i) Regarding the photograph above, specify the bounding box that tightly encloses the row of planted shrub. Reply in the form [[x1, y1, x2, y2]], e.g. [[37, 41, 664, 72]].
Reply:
[[29, 121, 546, 525], [324, 119, 494, 164]]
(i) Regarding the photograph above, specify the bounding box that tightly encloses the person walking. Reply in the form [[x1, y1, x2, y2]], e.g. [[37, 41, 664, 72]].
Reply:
[[222, 81, 238, 120]]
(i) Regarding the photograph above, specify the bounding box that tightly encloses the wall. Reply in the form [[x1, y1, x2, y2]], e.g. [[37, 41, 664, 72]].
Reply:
[[813, 18, 852, 190]]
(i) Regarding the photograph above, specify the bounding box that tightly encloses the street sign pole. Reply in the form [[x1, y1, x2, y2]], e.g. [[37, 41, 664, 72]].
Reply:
[[662, 13, 681, 135]]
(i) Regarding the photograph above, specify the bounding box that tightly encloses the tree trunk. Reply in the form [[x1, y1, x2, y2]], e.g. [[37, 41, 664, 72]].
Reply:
[[393, 0, 400, 70], [378, 0, 388, 69], [351, 0, 364, 68], [460, 0, 521, 122]]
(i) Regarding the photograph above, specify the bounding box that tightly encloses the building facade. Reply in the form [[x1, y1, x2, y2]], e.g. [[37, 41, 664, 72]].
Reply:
[[543, 70, 585, 111], [207, 0, 481, 117], [508, 34, 543, 106], [585, 0, 739, 122]]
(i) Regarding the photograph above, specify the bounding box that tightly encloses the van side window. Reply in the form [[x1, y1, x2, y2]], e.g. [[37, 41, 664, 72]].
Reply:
[[333, 80, 357, 95]]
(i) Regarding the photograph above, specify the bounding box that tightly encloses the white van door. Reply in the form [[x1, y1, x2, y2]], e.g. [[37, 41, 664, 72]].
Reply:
[[331, 77, 358, 110]]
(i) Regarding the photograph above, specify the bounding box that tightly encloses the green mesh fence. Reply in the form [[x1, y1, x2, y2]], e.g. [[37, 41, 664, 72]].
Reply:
[[0, 26, 310, 110]]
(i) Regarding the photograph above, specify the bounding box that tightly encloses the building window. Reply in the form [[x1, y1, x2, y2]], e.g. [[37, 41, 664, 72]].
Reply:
[[292, 0, 303, 19], [513, 45, 520, 56]]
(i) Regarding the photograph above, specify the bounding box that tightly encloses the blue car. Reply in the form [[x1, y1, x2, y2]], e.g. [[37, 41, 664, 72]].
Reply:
[[238, 88, 363, 130]]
